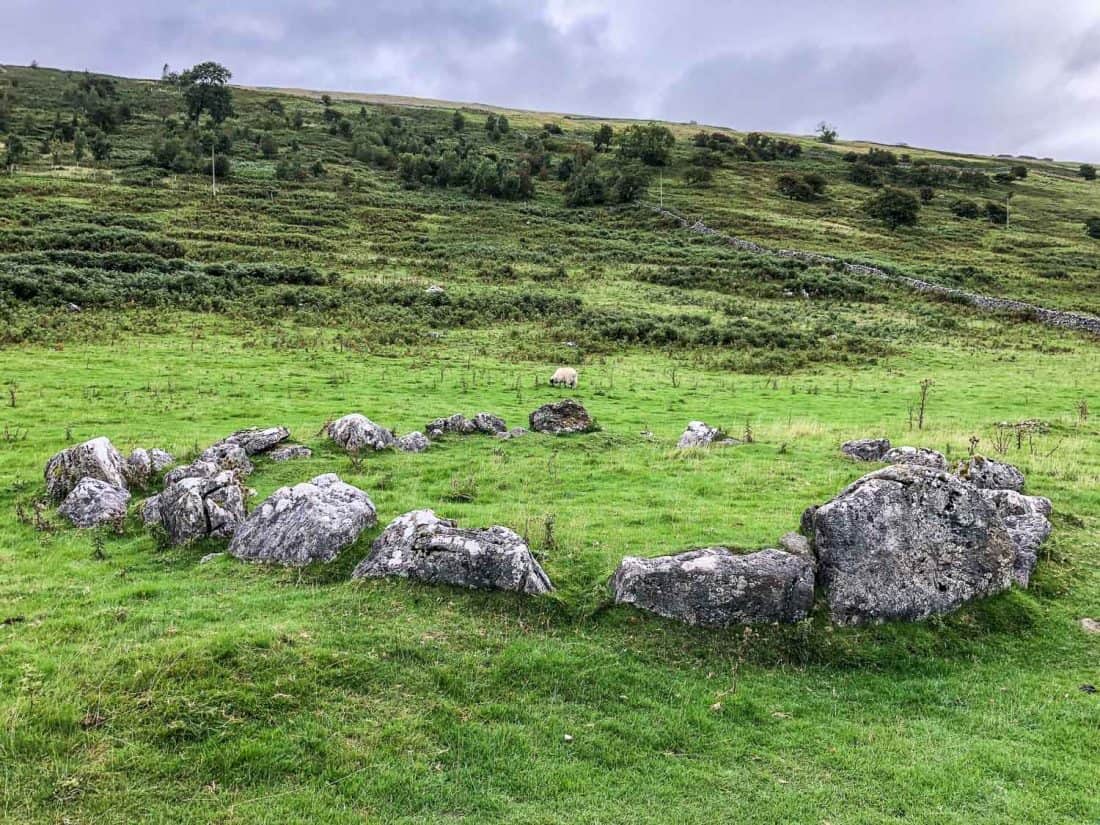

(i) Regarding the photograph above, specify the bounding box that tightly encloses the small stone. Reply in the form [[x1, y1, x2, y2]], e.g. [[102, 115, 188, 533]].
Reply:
[[677, 421, 734, 449], [268, 445, 313, 462], [563, 734, 574, 743], [840, 438, 891, 461], [325, 414, 396, 452], [1080, 618, 1100, 635], [396, 432, 431, 453], [472, 412, 507, 434], [199, 552, 225, 565]]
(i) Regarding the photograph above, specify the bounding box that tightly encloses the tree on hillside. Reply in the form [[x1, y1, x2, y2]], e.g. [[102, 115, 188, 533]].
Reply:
[[864, 187, 919, 229], [593, 123, 613, 152], [180, 62, 234, 123], [1080, 164, 1097, 181], [4, 134, 26, 173], [452, 111, 465, 132], [617, 123, 675, 166], [1084, 216, 1100, 239], [815, 121, 838, 143]]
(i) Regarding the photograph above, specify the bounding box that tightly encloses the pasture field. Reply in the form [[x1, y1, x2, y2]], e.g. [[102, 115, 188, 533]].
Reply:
[[0, 64, 1098, 823]]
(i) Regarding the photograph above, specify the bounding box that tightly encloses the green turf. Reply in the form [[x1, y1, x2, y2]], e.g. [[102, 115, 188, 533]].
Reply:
[[0, 63, 1098, 823]]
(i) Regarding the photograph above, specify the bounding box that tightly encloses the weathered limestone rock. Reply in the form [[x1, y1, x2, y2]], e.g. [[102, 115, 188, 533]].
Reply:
[[778, 531, 814, 566], [229, 473, 376, 567], [882, 446, 949, 470], [268, 445, 313, 462], [841, 438, 891, 461], [472, 413, 507, 434], [677, 421, 738, 449], [807, 464, 1014, 625], [396, 432, 430, 453], [325, 414, 396, 452], [496, 427, 528, 440], [45, 437, 128, 500], [352, 509, 553, 594], [979, 488, 1052, 586], [124, 448, 175, 488], [610, 547, 814, 626], [425, 414, 477, 439], [58, 478, 131, 527], [164, 444, 253, 485], [529, 399, 595, 435], [213, 426, 291, 456], [158, 471, 246, 545], [956, 456, 1025, 492], [141, 494, 162, 526]]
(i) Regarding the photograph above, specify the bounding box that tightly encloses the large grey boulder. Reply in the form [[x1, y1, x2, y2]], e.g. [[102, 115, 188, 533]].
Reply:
[[611, 547, 814, 627], [124, 448, 175, 488], [529, 399, 595, 435], [157, 471, 246, 545], [882, 446, 949, 471], [956, 456, 1025, 492], [352, 509, 553, 595], [45, 437, 128, 500], [213, 426, 290, 456], [980, 489, 1052, 587], [229, 473, 376, 567], [841, 438, 891, 462], [396, 432, 430, 453], [325, 414, 396, 452], [58, 477, 131, 527], [677, 421, 737, 449], [807, 464, 1015, 625]]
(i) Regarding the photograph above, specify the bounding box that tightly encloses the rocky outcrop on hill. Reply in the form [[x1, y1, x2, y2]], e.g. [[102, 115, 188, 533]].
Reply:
[[353, 509, 553, 594], [611, 547, 814, 626], [229, 473, 376, 566]]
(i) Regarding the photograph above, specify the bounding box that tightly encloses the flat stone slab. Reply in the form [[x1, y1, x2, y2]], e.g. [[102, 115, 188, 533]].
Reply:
[[611, 547, 814, 627]]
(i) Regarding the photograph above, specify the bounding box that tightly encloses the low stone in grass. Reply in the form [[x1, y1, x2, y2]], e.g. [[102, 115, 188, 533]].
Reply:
[[529, 399, 595, 435], [59, 477, 131, 527], [840, 438, 891, 461], [352, 509, 553, 594], [610, 547, 814, 626], [325, 414, 396, 452]]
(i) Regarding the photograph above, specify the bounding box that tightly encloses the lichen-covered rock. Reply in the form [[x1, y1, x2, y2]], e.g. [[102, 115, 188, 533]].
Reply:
[[164, 443, 253, 485], [472, 413, 507, 434], [778, 531, 814, 565], [229, 473, 376, 566], [213, 426, 290, 455], [268, 445, 313, 462], [677, 421, 736, 449], [352, 509, 553, 594], [610, 547, 814, 627], [45, 437, 128, 500], [396, 432, 430, 453], [124, 448, 175, 488], [529, 399, 595, 435], [325, 414, 396, 452], [58, 477, 131, 527], [158, 471, 246, 545], [141, 494, 162, 526], [956, 456, 1025, 492], [979, 488, 1052, 586], [425, 414, 477, 439], [841, 438, 891, 461], [807, 464, 1014, 625], [882, 446, 949, 470]]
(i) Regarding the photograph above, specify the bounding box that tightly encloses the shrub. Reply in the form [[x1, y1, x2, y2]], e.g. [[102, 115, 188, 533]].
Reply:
[[1011, 164, 1028, 179], [777, 172, 826, 201], [950, 199, 981, 219], [684, 166, 713, 186], [564, 163, 607, 207], [848, 162, 882, 187], [1080, 164, 1096, 181], [919, 186, 934, 203], [985, 202, 1008, 225], [959, 170, 991, 190], [1084, 216, 1100, 239], [864, 187, 919, 229], [616, 123, 675, 166]]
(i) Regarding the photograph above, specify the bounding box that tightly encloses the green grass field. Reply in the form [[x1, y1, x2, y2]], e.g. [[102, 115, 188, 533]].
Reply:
[[1, 64, 1098, 823]]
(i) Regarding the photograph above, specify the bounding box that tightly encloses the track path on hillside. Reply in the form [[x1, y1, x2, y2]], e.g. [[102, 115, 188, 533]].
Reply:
[[644, 205, 1100, 336]]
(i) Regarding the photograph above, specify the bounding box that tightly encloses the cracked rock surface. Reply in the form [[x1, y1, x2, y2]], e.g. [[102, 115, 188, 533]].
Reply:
[[45, 437, 128, 500], [59, 477, 131, 527]]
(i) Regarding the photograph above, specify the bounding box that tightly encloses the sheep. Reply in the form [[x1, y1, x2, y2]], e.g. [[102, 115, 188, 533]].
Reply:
[[550, 367, 578, 389]]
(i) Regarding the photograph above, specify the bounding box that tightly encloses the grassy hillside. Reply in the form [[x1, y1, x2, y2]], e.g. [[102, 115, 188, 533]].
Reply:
[[0, 64, 1098, 823]]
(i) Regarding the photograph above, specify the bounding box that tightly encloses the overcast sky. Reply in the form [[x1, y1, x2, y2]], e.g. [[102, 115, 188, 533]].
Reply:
[[4, 1, 1099, 160]]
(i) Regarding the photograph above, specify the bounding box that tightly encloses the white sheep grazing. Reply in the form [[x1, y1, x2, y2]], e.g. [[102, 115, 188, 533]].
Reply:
[[550, 367, 578, 388]]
